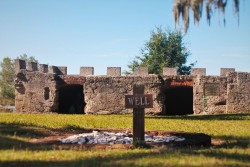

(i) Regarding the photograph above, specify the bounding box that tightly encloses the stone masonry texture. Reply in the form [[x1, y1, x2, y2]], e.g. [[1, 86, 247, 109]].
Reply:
[[14, 59, 250, 115]]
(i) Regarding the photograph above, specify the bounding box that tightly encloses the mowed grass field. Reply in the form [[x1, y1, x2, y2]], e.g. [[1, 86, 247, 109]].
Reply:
[[0, 113, 250, 167]]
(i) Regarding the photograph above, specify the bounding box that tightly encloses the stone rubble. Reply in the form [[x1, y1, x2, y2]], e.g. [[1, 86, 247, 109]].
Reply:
[[59, 131, 185, 145]]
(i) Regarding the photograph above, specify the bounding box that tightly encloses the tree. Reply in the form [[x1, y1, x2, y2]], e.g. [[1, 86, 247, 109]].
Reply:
[[17, 54, 38, 63], [0, 55, 38, 103], [0, 57, 15, 99], [127, 27, 195, 75], [173, 0, 240, 33]]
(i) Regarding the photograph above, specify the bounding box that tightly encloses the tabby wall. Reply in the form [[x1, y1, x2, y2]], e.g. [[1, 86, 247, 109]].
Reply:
[[14, 59, 250, 115], [193, 76, 228, 114], [226, 72, 250, 113], [193, 72, 250, 114], [15, 70, 59, 113], [84, 76, 162, 114]]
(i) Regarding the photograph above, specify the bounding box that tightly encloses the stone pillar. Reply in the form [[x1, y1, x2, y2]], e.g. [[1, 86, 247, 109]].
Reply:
[[163, 67, 178, 75], [49, 66, 57, 74], [39, 64, 48, 73], [49, 66, 67, 75], [57, 66, 67, 75], [27, 61, 38, 71], [15, 59, 26, 73], [220, 68, 235, 76], [191, 68, 206, 76], [80, 67, 94, 76], [107, 67, 121, 76], [133, 67, 148, 76]]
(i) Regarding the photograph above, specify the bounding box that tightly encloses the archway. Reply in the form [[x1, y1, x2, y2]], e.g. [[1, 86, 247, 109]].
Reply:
[[58, 84, 85, 114], [164, 86, 193, 115]]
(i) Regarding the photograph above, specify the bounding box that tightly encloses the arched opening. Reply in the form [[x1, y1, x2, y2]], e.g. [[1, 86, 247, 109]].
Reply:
[[164, 86, 193, 115], [58, 84, 85, 114]]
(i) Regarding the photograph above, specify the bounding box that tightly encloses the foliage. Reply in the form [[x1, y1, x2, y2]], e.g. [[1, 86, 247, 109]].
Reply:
[[173, 0, 240, 33], [0, 55, 38, 105], [17, 54, 38, 63], [127, 27, 195, 75], [0, 113, 249, 166], [0, 57, 15, 99]]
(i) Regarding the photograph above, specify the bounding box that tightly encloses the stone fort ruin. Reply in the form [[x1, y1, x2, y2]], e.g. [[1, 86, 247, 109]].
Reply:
[[14, 59, 250, 115]]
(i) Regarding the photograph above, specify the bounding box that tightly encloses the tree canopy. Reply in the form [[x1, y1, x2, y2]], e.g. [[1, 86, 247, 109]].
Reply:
[[17, 54, 38, 63], [0, 57, 15, 99], [173, 0, 240, 33], [0, 55, 38, 104], [127, 27, 194, 75]]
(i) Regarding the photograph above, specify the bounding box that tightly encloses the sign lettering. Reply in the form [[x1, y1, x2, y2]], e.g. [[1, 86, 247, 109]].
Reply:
[[128, 97, 134, 105], [125, 94, 153, 108]]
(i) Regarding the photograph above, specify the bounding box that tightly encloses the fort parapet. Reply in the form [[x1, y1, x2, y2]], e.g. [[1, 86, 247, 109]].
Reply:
[[14, 59, 250, 115]]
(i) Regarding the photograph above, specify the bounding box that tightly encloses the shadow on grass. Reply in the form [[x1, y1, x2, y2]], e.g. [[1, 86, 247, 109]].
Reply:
[[0, 120, 250, 167], [0, 122, 250, 166], [0, 123, 51, 138], [179, 148, 250, 164], [213, 135, 250, 149], [63, 124, 94, 132], [0, 122, 93, 138], [0, 152, 157, 167], [0, 123, 68, 151], [0, 122, 107, 151], [199, 150, 250, 163], [0, 134, 63, 151], [1, 122, 249, 150], [146, 113, 250, 120], [1, 147, 250, 167]]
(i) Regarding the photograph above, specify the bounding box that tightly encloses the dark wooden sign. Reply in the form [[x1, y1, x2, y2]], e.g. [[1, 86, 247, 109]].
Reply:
[[125, 84, 153, 147], [204, 83, 220, 96], [125, 94, 153, 109]]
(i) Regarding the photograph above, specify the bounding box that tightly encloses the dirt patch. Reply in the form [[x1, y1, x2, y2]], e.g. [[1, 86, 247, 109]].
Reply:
[[29, 128, 212, 150]]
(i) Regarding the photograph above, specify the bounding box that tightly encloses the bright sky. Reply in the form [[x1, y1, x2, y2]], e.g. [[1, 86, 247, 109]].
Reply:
[[0, 0, 249, 75]]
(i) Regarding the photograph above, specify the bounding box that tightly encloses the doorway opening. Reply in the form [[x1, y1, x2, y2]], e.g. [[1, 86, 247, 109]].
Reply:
[[164, 86, 193, 115], [58, 84, 85, 114]]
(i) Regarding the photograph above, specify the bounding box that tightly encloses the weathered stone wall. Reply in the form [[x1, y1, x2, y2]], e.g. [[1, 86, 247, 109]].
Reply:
[[226, 72, 250, 113], [84, 75, 194, 115], [15, 70, 59, 113], [84, 76, 163, 114], [193, 76, 228, 114], [193, 72, 250, 114], [14, 59, 69, 113], [14, 59, 250, 115]]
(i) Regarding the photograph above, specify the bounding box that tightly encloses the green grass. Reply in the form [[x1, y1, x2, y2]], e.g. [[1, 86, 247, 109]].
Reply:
[[0, 113, 250, 167]]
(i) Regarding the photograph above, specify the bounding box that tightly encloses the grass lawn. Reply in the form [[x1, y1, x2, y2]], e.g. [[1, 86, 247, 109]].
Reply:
[[0, 113, 250, 167]]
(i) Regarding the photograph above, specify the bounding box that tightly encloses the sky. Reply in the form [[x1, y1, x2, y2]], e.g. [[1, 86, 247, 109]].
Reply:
[[0, 0, 249, 75]]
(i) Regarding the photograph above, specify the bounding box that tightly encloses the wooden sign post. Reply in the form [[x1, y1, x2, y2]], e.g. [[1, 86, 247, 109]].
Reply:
[[125, 84, 153, 146]]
